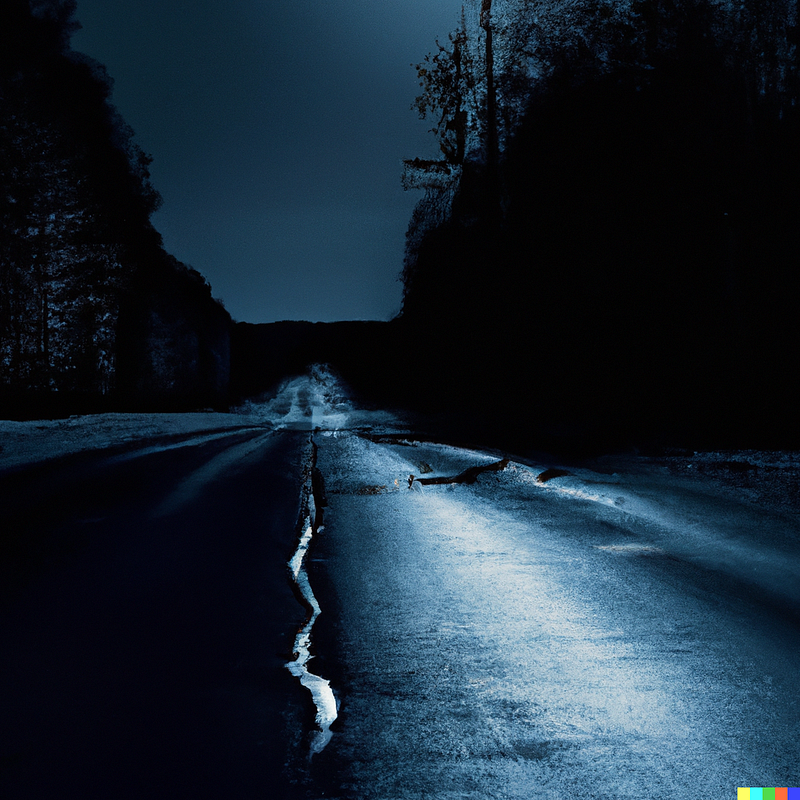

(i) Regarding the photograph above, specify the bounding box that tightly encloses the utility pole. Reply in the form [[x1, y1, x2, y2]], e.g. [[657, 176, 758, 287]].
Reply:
[[480, 0, 500, 221]]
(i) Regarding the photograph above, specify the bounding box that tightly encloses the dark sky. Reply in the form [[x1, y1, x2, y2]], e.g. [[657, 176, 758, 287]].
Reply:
[[72, 0, 463, 323]]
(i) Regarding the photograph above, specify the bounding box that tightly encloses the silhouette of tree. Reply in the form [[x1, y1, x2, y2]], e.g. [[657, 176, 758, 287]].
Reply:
[[480, 0, 499, 186], [1, 1, 231, 414], [0, 0, 162, 399], [404, 11, 477, 191], [396, 0, 799, 451]]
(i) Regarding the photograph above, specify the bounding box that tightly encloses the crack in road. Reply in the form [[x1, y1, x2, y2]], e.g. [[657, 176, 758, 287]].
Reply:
[[408, 457, 509, 487], [286, 436, 337, 758]]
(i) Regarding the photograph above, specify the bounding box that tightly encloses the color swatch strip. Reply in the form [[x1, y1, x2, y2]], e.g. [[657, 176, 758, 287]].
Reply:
[[738, 790, 799, 800]]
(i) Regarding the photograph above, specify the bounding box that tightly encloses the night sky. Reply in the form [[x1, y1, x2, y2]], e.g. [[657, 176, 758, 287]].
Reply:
[[72, 0, 464, 324]]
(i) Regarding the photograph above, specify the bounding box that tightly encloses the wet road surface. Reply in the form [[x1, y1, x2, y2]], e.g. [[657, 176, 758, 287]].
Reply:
[[3, 380, 800, 799], [1, 428, 309, 799], [303, 431, 800, 799]]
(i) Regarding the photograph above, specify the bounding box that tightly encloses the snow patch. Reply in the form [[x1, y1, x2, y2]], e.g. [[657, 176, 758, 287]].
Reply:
[[0, 411, 270, 472], [236, 364, 403, 432]]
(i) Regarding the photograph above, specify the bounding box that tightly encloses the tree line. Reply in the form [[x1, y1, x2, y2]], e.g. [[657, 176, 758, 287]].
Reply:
[[1, 0, 231, 416], [388, 0, 799, 451]]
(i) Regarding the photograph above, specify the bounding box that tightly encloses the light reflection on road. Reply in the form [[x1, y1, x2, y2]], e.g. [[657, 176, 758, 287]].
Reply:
[[310, 429, 800, 798]]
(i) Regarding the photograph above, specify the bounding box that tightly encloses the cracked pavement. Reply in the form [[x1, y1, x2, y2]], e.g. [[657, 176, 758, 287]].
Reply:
[[298, 429, 800, 799]]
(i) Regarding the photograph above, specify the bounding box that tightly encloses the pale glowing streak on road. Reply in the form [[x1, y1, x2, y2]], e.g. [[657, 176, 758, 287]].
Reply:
[[286, 485, 337, 756], [151, 431, 273, 517], [407, 489, 678, 739]]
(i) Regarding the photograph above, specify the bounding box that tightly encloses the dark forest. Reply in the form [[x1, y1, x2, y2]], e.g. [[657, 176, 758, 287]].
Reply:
[[389, 0, 800, 452], [1, 0, 231, 416], [2, 0, 798, 454]]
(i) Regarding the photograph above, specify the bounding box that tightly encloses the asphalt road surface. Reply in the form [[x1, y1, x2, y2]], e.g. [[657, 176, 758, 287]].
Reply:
[[3, 387, 800, 799], [1, 427, 309, 799], [302, 431, 800, 799]]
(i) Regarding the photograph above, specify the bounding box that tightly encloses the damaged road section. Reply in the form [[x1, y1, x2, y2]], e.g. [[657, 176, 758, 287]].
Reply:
[[313, 430, 800, 799], [286, 437, 337, 757], [408, 457, 509, 488]]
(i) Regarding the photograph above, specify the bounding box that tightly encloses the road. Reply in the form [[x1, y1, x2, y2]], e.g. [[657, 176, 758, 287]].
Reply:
[[302, 431, 800, 799], [2, 375, 800, 799], [1, 426, 310, 799]]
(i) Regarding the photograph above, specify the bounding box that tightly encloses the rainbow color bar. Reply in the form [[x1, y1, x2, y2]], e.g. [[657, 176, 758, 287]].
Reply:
[[738, 790, 800, 800]]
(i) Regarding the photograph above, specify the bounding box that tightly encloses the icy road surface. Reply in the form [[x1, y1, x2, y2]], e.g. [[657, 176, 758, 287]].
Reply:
[[3, 367, 800, 798], [302, 431, 800, 799]]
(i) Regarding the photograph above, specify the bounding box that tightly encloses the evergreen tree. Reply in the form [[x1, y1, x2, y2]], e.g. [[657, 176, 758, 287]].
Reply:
[[0, 0, 162, 403], [398, 0, 799, 449]]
